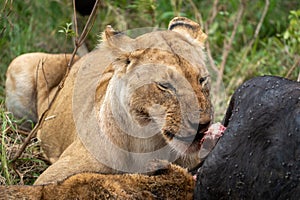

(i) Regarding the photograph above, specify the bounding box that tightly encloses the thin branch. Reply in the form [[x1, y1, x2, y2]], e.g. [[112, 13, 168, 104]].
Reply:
[[187, 0, 204, 28], [77, 0, 100, 47], [10, 119, 40, 163], [11, 0, 100, 164], [185, 0, 218, 74], [216, 0, 246, 92], [16, 129, 30, 136], [39, 59, 51, 108], [227, 0, 270, 91], [12, 164, 24, 185], [204, 0, 219, 74], [285, 56, 300, 79], [72, 0, 78, 39], [68, 0, 100, 69], [205, 0, 219, 32], [0, 27, 6, 38], [206, 42, 219, 74], [248, 0, 269, 48]]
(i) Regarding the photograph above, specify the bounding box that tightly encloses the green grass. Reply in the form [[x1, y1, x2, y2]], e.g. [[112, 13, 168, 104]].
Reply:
[[0, 0, 299, 185]]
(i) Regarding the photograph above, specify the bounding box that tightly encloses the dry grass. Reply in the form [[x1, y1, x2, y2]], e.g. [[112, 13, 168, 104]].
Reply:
[[0, 103, 48, 185]]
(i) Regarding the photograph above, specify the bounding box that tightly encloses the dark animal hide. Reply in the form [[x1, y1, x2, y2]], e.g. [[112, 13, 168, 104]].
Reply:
[[194, 76, 300, 200]]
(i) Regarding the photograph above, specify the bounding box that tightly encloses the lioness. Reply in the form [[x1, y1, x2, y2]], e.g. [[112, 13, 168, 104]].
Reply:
[[5, 17, 212, 185]]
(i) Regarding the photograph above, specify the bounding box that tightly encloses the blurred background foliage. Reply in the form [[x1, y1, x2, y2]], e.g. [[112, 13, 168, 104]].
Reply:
[[0, 0, 299, 185], [0, 0, 299, 97]]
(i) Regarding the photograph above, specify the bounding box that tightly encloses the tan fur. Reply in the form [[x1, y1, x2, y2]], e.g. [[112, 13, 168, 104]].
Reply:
[[168, 17, 207, 46], [5, 17, 212, 187], [5, 53, 80, 129], [0, 163, 195, 200]]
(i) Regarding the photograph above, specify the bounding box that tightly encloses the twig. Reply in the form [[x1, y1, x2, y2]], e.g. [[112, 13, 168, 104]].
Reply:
[[0, 27, 6, 38], [205, 0, 219, 32], [12, 164, 24, 185], [60, 0, 100, 88], [187, 0, 204, 28], [77, 1, 100, 48], [285, 56, 300, 79], [38, 59, 51, 108], [206, 40, 219, 74], [186, 0, 218, 74], [216, 0, 246, 92], [10, 115, 41, 163], [11, 0, 100, 164], [16, 129, 30, 136], [204, 0, 219, 74], [227, 0, 270, 91], [247, 0, 269, 49], [67, 0, 100, 70], [73, 0, 78, 39]]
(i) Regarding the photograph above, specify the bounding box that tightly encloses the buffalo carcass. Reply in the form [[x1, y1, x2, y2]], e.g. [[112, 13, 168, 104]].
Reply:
[[195, 75, 300, 199]]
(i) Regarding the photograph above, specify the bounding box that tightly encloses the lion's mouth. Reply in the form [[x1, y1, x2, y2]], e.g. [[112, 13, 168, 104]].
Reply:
[[166, 121, 210, 140], [173, 130, 205, 144], [189, 125, 210, 151], [164, 122, 210, 153]]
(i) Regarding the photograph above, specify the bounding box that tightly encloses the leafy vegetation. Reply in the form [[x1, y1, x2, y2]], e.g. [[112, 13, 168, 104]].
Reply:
[[0, 0, 299, 185]]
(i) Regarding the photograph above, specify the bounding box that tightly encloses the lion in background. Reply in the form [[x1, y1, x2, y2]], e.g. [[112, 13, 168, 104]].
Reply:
[[4, 17, 211, 198]]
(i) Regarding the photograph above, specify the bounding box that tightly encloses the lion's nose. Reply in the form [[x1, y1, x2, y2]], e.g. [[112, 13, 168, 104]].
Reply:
[[198, 113, 212, 132], [199, 113, 211, 125], [197, 121, 211, 134], [189, 117, 211, 134]]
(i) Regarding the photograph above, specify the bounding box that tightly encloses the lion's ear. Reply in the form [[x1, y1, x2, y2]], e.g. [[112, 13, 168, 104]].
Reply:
[[101, 25, 133, 51], [101, 25, 120, 42], [168, 17, 207, 46]]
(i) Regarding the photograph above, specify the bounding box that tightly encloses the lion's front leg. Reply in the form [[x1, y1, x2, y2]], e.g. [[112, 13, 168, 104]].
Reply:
[[34, 138, 115, 185]]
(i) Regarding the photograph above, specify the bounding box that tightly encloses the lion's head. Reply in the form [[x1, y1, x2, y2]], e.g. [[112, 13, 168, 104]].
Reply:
[[72, 17, 213, 171]]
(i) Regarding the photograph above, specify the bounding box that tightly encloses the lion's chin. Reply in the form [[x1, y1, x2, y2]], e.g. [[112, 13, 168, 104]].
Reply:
[[168, 135, 204, 155], [185, 142, 202, 154]]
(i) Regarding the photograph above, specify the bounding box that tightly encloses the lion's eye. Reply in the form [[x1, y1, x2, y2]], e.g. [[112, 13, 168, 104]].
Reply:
[[126, 58, 131, 64], [157, 82, 176, 92], [199, 76, 208, 85]]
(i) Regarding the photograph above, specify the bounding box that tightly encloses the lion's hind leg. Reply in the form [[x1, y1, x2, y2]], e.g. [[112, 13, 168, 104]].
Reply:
[[5, 53, 79, 129], [5, 53, 42, 128]]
